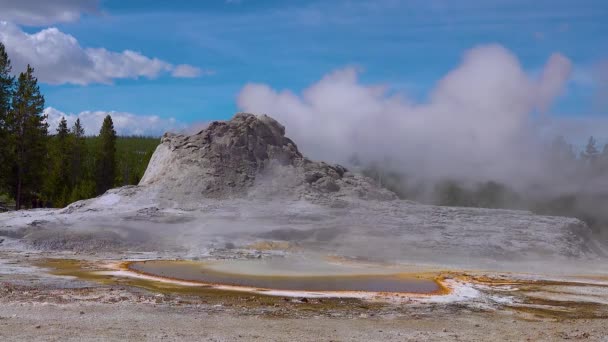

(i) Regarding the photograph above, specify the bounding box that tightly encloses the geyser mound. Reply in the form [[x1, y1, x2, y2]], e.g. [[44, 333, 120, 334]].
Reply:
[[137, 112, 395, 206]]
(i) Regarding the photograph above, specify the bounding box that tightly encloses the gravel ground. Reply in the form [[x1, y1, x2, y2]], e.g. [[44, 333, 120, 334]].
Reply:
[[0, 249, 605, 341], [0, 271, 607, 342], [1, 299, 607, 341]]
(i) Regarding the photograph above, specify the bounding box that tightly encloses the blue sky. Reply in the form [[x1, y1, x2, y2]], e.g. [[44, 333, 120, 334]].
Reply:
[[0, 0, 606, 136]]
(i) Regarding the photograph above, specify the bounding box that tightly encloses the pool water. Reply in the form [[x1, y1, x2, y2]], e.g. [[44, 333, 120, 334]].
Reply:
[[127, 259, 441, 294]]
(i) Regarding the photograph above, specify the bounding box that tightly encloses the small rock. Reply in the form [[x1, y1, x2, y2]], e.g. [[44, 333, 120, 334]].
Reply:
[[299, 297, 309, 303]]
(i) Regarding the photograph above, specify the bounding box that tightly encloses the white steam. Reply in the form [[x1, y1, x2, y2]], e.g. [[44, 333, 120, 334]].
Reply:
[[237, 44, 574, 187]]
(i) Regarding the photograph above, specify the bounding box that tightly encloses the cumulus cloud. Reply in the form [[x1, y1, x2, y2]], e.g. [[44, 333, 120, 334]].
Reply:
[[237, 44, 575, 186], [0, 22, 204, 85], [171, 64, 205, 78], [44, 107, 186, 136], [0, 0, 99, 26]]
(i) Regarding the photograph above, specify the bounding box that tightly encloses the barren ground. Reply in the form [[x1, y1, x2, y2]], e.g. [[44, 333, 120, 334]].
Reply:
[[0, 250, 607, 341], [0, 289, 608, 341], [2, 302, 607, 342]]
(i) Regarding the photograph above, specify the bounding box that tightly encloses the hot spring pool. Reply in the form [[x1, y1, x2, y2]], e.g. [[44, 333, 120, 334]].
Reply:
[[126, 258, 442, 294]]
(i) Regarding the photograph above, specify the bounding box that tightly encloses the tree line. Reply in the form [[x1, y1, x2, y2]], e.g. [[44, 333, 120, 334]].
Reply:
[[0, 42, 158, 210]]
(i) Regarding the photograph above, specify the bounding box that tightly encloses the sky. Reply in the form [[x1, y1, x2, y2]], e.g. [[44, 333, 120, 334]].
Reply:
[[0, 0, 606, 143]]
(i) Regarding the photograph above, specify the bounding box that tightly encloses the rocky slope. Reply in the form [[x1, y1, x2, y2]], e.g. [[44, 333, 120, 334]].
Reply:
[[139, 113, 395, 205]]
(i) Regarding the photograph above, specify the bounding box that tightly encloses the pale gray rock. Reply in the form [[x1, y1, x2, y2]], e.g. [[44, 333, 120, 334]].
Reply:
[[139, 113, 396, 205]]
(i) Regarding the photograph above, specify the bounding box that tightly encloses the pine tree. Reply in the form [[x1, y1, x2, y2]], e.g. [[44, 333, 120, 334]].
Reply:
[[70, 118, 86, 187], [0, 42, 14, 194], [45, 117, 72, 206], [68, 118, 94, 203], [581, 136, 600, 163], [9, 65, 47, 210], [95, 115, 117, 195]]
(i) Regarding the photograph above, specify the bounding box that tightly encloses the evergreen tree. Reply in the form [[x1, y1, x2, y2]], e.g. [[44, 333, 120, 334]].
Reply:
[[68, 118, 94, 203], [56, 117, 69, 137], [45, 117, 72, 206], [8, 65, 47, 209], [0, 42, 14, 193], [581, 136, 600, 162], [70, 118, 86, 187], [95, 115, 117, 195]]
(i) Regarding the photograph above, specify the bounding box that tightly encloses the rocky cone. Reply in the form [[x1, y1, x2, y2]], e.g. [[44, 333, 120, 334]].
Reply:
[[139, 113, 396, 205]]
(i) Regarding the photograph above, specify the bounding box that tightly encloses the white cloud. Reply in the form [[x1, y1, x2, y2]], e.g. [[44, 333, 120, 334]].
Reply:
[[171, 64, 204, 78], [44, 107, 186, 136], [237, 44, 577, 186], [0, 0, 99, 26], [0, 21, 204, 85]]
